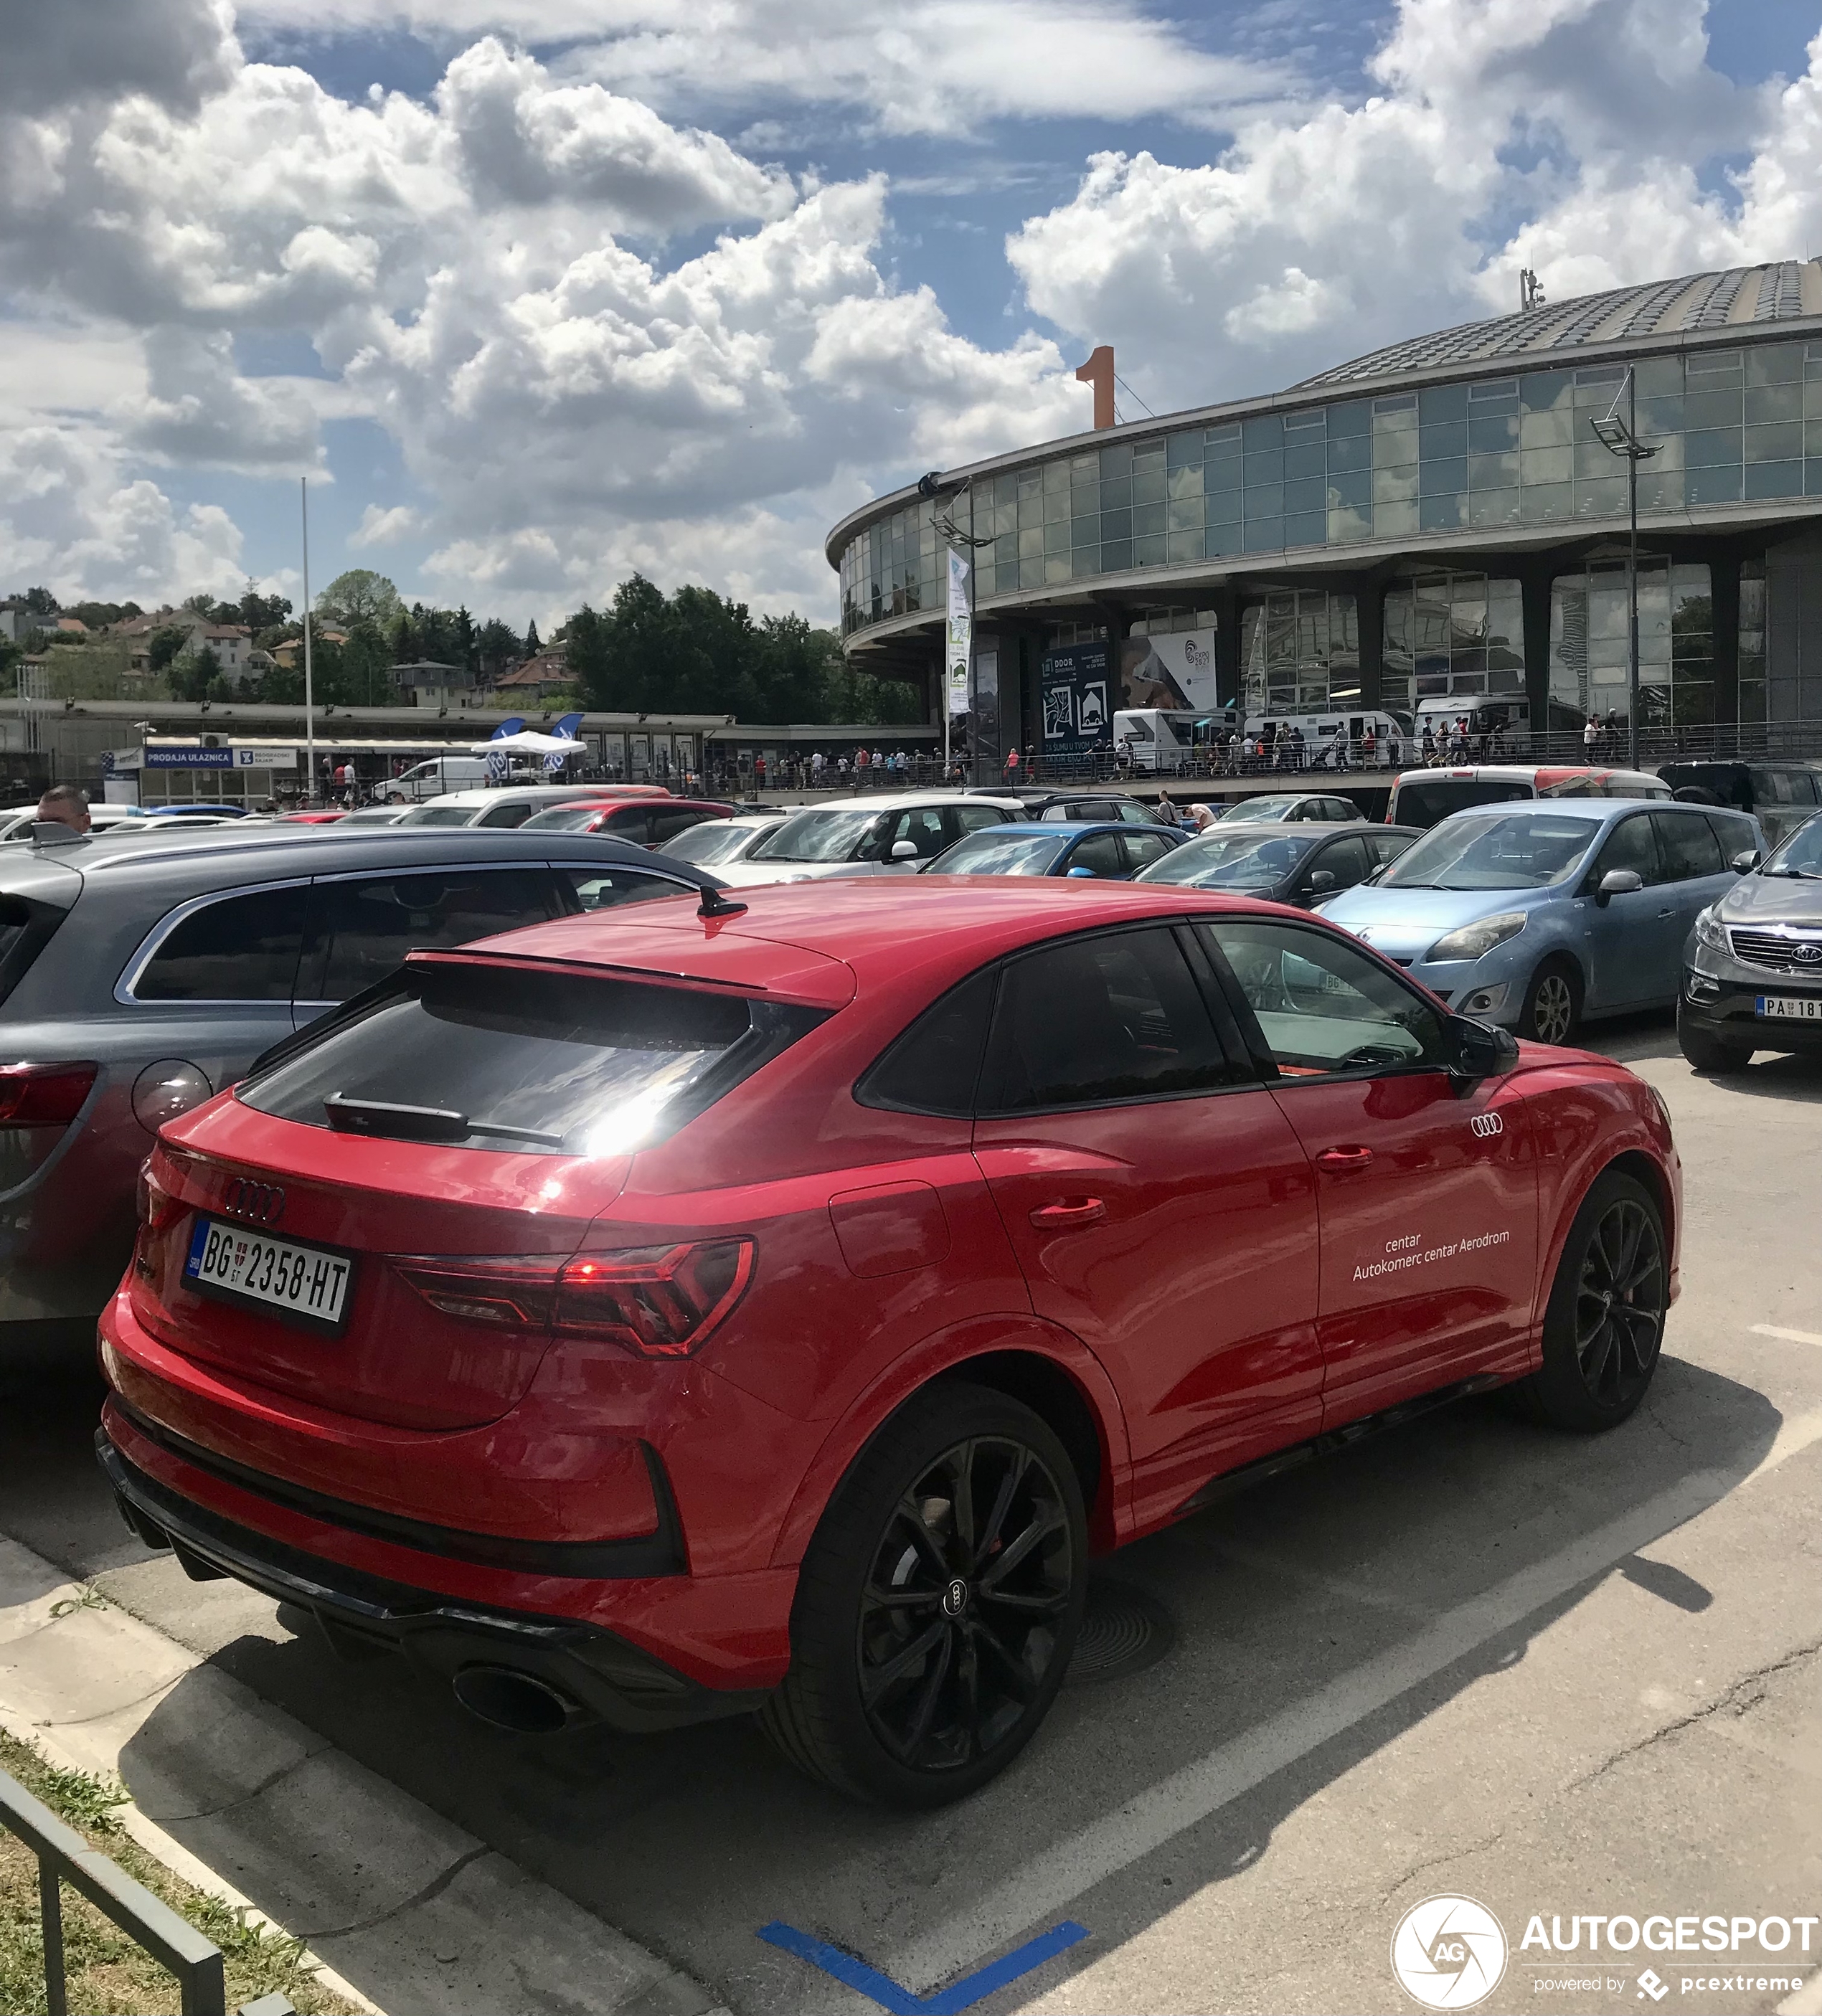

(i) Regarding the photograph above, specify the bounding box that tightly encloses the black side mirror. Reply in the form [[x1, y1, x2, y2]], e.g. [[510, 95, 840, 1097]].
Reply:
[[1306, 868, 1336, 893], [1448, 1013, 1519, 1084], [1730, 848, 1760, 874]]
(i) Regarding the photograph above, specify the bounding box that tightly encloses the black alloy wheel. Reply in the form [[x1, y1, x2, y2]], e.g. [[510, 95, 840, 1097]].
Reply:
[[1572, 1193, 1666, 1413], [762, 1383, 1087, 1806], [1505, 1170, 1667, 1431], [857, 1435, 1073, 1774]]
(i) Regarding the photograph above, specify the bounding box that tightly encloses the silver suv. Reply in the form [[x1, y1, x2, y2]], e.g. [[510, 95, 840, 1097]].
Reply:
[[0, 823, 718, 1366]]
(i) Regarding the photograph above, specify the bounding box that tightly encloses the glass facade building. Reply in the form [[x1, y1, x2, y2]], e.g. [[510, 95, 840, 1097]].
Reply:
[[829, 262, 1822, 744]]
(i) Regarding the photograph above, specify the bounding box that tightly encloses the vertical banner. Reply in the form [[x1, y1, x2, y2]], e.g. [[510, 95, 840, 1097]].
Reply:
[[1040, 642, 1113, 761], [945, 549, 972, 716]]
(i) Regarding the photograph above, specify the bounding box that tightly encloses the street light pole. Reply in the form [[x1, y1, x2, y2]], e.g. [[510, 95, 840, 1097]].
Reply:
[[1590, 371, 1659, 773], [301, 476, 316, 804]]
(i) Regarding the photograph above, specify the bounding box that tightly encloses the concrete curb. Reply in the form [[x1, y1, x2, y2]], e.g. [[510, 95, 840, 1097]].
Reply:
[[0, 1536, 732, 2016]]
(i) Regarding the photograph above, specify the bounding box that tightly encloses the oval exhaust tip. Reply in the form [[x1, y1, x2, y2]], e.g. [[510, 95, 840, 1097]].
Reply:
[[450, 1664, 582, 1736]]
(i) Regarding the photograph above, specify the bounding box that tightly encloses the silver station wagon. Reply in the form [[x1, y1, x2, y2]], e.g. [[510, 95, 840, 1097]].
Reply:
[[0, 823, 719, 1366]]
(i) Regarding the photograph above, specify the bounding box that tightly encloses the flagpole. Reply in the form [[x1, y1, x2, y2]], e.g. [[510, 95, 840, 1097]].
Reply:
[[301, 476, 316, 804]]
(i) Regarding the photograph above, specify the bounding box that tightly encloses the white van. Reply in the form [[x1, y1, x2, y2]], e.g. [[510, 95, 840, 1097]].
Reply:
[[389, 754, 547, 801], [1114, 709, 1233, 771]]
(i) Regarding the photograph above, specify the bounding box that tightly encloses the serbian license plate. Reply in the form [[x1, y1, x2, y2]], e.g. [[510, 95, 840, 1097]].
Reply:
[[184, 1218, 353, 1330], [1757, 995, 1822, 1021]]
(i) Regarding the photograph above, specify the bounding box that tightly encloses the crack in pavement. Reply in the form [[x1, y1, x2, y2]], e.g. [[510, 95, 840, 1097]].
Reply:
[[303, 1840, 491, 1941], [1377, 1824, 1511, 1903], [1567, 1637, 1822, 1792]]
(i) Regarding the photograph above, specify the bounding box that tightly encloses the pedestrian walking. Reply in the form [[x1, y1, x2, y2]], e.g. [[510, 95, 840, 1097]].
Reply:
[[1004, 746, 1021, 786]]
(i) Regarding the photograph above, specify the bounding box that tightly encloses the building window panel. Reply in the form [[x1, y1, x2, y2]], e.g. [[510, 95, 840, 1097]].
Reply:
[[1284, 442, 1326, 481], [1243, 450, 1285, 487], [1166, 529, 1204, 564], [1244, 481, 1285, 519], [1419, 492, 1467, 531], [1688, 464, 1744, 506], [1284, 511, 1326, 547], [1520, 406, 1576, 450], [1326, 468, 1371, 510], [1327, 506, 1372, 543], [1373, 498, 1420, 538], [1018, 491, 1044, 531], [1099, 507, 1133, 541], [1373, 422, 1420, 467], [1373, 463, 1419, 503], [1099, 475, 1133, 511], [1684, 387, 1743, 430], [1242, 414, 1284, 452], [1419, 455, 1468, 496], [1469, 450, 1520, 491], [1523, 370, 1574, 413], [1747, 343, 1803, 386], [1637, 470, 1686, 511], [1575, 475, 1627, 516], [1134, 534, 1167, 566], [1133, 501, 1167, 538], [1019, 525, 1044, 559], [1684, 427, 1743, 469], [1043, 458, 1070, 494], [1419, 420, 1469, 460], [1018, 556, 1044, 590], [1204, 463, 1241, 501], [1327, 399, 1371, 438], [1522, 445, 1575, 486], [1071, 514, 1100, 548], [1326, 432, 1372, 475], [1283, 476, 1326, 516], [1132, 443, 1165, 473], [1467, 413, 1520, 453], [1808, 459, 1822, 496], [1044, 554, 1071, 584], [1044, 486, 1072, 525], [1167, 497, 1204, 532], [1205, 523, 1243, 558], [1167, 463, 1202, 500], [1098, 442, 1133, 480], [1745, 382, 1803, 426], [1242, 516, 1285, 552], [1803, 379, 1822, 419], [1636, 396, 1683, 438], [1745, 421, 1803, 463], [1744, 460, 1803, 499], [1468, 488, 1521, 525], [1419, 383, 1468, 422], [1100, 539, 1133, 572], [1166, 430, 1204, 468], [1131, 470, 1168, 506], [1043, 519, 1070, 554]]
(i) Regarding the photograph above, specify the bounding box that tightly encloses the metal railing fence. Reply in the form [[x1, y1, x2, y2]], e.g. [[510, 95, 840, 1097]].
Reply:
[[0, 1764, 295, 2016]]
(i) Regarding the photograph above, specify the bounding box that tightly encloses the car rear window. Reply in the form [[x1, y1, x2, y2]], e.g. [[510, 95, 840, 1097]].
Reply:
[[238, 962, 829, 1155], [1390, 778, 1532, 826]]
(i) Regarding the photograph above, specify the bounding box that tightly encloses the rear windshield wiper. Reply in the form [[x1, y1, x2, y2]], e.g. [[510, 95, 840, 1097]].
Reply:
[[323, 1096, 563, 1146]]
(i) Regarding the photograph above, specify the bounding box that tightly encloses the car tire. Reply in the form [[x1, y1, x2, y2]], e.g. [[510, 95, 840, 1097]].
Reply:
[[1676, 1003, 1751, 1074], [760, 1381, 1087, 1808], [1519, 957, 1581, 1046], [1504, 1170, 1668, 1433]]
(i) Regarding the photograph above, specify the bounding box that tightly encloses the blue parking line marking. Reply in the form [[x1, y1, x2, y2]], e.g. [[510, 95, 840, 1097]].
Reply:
[[757, 1919, 1088, 2015]]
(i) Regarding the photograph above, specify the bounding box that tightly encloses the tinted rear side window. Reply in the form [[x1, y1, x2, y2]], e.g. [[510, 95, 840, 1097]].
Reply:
[[0, 892, 70, 1008], [1653, 811, 1724, 879], [980, 927, 1238, 1110], [299, 869, 560, 1002], [135, 886, 308, 1002], [240, 964, 826, 1154], [859, 967, 996, 1115], [1392, 779, 1531, 826]]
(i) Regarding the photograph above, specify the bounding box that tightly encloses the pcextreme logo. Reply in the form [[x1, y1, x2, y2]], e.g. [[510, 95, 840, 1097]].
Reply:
[[1391, 1895, 1509, 2010]]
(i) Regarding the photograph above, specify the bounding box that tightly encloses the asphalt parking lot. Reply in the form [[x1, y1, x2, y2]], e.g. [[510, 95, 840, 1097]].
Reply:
[[3, 1008, 1817, 2016]]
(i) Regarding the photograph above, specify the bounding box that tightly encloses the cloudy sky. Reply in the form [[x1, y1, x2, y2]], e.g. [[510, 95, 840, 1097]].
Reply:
[[4, 0, 1822, 629]]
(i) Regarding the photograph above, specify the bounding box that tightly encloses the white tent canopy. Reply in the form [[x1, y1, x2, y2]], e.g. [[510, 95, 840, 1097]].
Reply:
[[466, 731, 584, 757]]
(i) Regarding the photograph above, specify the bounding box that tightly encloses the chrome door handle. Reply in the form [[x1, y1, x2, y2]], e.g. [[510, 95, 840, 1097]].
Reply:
[[1030, 1198, 1106, 1229], [1656, 907, 1674, 918]]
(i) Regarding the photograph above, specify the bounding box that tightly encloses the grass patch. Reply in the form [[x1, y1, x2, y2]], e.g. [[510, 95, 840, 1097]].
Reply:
[[0, 1726, 360, 2015]]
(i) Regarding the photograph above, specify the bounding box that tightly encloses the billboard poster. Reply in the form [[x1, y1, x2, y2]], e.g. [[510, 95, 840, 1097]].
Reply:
[[1118, 626, 1222, 715], [945, 549, 972, 716], [1039, 642, 1113, 760]]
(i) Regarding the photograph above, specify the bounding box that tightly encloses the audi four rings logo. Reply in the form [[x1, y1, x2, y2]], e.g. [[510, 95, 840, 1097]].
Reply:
[[221, 1178, 285, 1226], [1471, 1113, 1504, 1140]]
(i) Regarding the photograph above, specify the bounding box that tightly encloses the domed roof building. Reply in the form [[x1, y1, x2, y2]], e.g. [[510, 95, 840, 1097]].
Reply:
[[827, 260, 1822, 767]]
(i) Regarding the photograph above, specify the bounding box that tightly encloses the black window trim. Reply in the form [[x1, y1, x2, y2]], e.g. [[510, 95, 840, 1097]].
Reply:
[[1192, 914, 1453, 1089], [115, 876, 313, 1008]]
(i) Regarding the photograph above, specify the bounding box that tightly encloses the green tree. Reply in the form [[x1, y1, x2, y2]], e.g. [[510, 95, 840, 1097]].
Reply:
[[181, 592, 216, 616], [170, 644, 224, 701], [20, 587, 57, 616], [147, 626, 191, 675], [316, 569, 403, 630], [476, 617, 521, 681], [525, 617, 542, 656]]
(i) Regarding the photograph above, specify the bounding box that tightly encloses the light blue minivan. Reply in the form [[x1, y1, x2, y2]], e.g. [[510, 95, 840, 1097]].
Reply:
[[1320, 798, 1762, 1044]]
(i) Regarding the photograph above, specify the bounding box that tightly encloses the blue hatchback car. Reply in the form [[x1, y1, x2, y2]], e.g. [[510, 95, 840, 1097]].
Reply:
[[923, 819, 1183, 879], [1321, 798, 1762, 1044]]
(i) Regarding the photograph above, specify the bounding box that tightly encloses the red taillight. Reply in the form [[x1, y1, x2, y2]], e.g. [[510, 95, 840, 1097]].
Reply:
[[136, 1159, 185, 1232], [0, 1062, 97, 1129], [394, 1239, 755, 1359]]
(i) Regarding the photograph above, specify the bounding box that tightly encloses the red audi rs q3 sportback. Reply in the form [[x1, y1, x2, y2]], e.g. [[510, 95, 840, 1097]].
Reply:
[[98, 879, 1679, 1806]]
